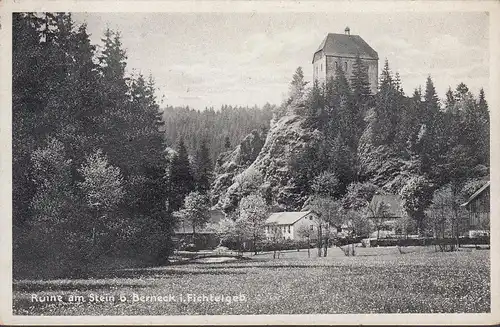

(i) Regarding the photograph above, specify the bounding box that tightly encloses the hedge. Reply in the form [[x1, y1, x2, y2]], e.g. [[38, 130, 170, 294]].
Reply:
[[370, 236, 490, 247]]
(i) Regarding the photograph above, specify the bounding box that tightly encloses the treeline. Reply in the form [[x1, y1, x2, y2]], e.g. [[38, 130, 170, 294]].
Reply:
[[13, 13, 172, 277], [282, 57, 489, 237], [162, 104, 273, 163], [206, 59, 489, 256]]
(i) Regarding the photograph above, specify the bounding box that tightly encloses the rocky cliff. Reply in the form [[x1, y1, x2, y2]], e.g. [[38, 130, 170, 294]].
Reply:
[[211, 129, 265, 208], [356, 109, 415, 194], [212, 114, 323, 212]]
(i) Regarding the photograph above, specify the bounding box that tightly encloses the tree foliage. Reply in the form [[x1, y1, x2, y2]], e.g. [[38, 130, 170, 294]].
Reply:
[[13, 13, 173, 277], [174, 191, 211, 239], [239, 194, 268, 254]]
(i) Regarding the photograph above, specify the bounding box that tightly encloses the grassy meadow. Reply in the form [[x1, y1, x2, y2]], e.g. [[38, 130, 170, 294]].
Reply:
[[13, 247, 490, 315]]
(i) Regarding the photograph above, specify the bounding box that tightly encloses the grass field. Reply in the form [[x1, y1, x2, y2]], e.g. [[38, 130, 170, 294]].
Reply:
[[13, 247, 490, 315]]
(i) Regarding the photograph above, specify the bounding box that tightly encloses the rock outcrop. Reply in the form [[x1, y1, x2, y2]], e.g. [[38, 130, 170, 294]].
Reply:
[[210, 130, 265, 207], [356, 109, 414, 194], [213, 114, 323, 212]]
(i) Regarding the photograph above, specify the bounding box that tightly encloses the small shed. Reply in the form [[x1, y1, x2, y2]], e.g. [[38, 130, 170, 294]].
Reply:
[[460, 181, 490, 237], [174, 209, 225, 249]]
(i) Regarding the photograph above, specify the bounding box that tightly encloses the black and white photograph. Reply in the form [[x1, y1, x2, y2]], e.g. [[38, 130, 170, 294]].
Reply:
[[1, 0, 499, 324]]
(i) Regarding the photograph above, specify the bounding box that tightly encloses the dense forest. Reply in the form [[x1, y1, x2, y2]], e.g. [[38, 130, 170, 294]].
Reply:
[[12, 13, 176, 277], [210, 59, 489, 250], [283, 60, 490, 207], [12, 13, 273, 278], [162, 104, 273, 163], [12, 12, 490, 276]]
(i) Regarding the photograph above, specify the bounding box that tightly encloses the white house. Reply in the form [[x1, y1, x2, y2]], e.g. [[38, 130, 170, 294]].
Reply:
[[264, 211, 321, 240]]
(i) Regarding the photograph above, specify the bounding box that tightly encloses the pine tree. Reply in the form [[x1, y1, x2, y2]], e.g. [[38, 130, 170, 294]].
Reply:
[[444, 87, 456, 112], [194, 139, 213, 194], [326, 66, 356, 148], [478, 88, 489, 120], [424, 76, 440, 118], [168, 138, 195, 211], [454, 82, 469, 102], [477, 88, 490, 165], [97, 29, 133, 174], [417, 76, 441, 176], [399, 88, 422, 156], [351, 54, 371, 98], [224, 135, 231, 150], [379, 59, 393, 92], [13, 16, 176, 273], [350, 54, 371, 142], [373, 59, 400, 145], [394, 72, 403, 95], [13, 13, 45, 229], [323, 76, 338, 130], [327, 134, 356, 196], [306, 79, 324, 119], [289, 67, 308, 105]]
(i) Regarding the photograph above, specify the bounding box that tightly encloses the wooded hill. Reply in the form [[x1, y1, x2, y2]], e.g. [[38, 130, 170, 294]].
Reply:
[[12, 13, 490, 277], [161, 104, 273, 163], [212, 61, 490, 238]]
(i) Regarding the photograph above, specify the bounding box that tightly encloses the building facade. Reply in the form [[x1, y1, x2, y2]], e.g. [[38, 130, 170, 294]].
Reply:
[[460, 181, 490, 237], [173, 209, 225, 249], [312, 27, 379, 94], [265, 211, 321, 241]]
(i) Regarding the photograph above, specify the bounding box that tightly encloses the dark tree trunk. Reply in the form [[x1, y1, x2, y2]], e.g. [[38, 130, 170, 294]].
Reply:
[[317, 225, 322, 257], [323, 237, 328, 257], [192, 224, 197, 251], [307, 236, 310, 258]]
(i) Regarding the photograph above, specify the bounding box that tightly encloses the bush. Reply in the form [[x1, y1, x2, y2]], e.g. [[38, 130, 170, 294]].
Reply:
[[334, 237, 365, 247], [369, 236, 490, 247], [256, 239, 312, 252]]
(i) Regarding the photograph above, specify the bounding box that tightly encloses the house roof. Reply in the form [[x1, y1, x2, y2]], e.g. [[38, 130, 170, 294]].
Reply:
[[174, 209, 225, 234], [460, 181, 490, 207], [265, 211, 313, 226], [367, 195, 403, 218], [313, 33, 379, 63]]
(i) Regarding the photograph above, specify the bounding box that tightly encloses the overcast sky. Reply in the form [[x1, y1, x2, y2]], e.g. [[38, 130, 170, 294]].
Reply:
[[73, 12, 489, 110]]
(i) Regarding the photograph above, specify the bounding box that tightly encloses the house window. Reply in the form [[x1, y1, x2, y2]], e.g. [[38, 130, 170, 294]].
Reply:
[[345, 62, 348, 71], [310, 225, 314, 230], [287, 225, 291, 233], [320, 63, 323, 72], [335, 61, 338, 69]]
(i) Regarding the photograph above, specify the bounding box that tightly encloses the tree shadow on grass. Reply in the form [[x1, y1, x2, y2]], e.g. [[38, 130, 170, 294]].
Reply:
[[91, 267, 248, 279], [202, 264, 333, 269], [13, 281, 149, 293], [14, 268, 247, 293]]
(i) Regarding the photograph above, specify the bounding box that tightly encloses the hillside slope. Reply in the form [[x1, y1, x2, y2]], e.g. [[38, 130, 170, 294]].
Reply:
[[213, 114, 323, 212]]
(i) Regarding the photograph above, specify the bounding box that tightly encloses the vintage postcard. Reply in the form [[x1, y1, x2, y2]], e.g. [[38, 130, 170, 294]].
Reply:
[[1, 0, 499, 325]]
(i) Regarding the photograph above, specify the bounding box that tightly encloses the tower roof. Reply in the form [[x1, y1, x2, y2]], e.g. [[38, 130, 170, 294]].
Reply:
[[312, 33, 378, 63]]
